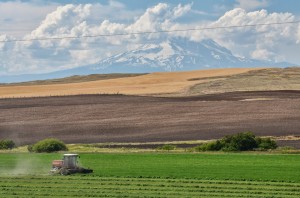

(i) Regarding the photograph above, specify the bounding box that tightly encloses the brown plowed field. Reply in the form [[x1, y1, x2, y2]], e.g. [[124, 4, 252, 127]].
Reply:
[[0, 90, 299, 146]]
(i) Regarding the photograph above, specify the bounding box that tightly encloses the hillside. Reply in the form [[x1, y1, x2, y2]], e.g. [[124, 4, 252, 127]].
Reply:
[[189, 67, 300, 96], [0, 73, 146, 86], [0, 68, 256, 98], [0, 67, 299, 98]]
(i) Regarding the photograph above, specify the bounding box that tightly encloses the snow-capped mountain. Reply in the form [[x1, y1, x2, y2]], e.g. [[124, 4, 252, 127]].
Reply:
[[96, 37, 292, 72], [0, 37, 293, 83]]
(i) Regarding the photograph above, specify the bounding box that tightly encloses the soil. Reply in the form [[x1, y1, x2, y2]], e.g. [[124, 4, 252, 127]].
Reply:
[[0, 90, 299, 146]]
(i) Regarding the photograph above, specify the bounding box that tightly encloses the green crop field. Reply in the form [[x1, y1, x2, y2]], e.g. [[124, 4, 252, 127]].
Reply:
[[0, 153, 300, 197]]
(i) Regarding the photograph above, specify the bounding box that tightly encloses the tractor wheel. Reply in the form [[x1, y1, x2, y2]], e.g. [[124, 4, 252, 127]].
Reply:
[[60, 168, 70, 176], [49, 167, 60, 175]]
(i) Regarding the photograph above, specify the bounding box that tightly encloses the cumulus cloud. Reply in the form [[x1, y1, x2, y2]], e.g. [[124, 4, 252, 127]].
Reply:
[[185, 8, 299, 62], [0, 2, 300, 75]]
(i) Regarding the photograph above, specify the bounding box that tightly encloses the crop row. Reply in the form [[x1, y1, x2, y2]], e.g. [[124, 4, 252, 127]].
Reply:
[[1, 179, 299, 194], [3, 176, 300, 187], [1, 176, 300, 198], [1, 186, 298, 198]]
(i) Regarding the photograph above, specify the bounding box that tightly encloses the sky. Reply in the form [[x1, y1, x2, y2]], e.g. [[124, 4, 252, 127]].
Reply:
[[0, 0, 300, 75]]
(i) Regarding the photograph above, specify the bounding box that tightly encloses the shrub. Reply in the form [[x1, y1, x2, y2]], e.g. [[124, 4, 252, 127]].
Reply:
[[31, 138, 68, 153], [0, 140, 16, 150], [256, 137, 277, 150], [194, 132, 277, 152], [27, 145, 33, 152], [194, 140, 223, 151], [221, 132, 258, 151]]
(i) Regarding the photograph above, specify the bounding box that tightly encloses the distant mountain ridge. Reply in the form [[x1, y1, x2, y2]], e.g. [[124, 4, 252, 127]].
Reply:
[[0, 38, 294, 83], [96, 38, 292, 71]]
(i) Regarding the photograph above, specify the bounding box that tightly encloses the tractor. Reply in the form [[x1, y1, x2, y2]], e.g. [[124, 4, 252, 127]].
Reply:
[[50, 154, 93, 175]]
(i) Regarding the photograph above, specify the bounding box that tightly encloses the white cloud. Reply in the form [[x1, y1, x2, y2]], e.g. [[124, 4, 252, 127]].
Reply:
[[235, 0, 269, 11], [251, 48, 274, 60], [173, 3, 193, 19], [185, 8, 299, 62], [297, 26, 300, 43], [0, 2, 300, 75]]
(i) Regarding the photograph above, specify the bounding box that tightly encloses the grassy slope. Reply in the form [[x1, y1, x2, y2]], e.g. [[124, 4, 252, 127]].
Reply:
[[0, 67, 299, 98], [189, 67, 300, 95], [0, 68, 255, 98]]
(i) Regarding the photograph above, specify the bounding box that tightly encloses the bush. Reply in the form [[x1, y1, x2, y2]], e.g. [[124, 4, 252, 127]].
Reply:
[[30, 138, 68, 153], [27, 145, 33, 152], [221, 132, 258, 151], [256, 137, 277, 150], [194, 132, 277, 152], [0, 140, 16, 150], [194, 140, 223, 151]]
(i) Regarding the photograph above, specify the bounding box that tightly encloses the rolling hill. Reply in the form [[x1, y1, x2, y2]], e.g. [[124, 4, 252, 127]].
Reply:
[[0, 68, 257, 98]]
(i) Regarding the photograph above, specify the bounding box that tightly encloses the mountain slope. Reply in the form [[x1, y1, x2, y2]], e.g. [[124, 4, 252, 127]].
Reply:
[[96, 38, 292, 72], [0, 38, 294, 83]]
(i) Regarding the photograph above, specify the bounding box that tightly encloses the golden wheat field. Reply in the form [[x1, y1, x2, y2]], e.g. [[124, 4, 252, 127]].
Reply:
[[0, 68, 257, 98]]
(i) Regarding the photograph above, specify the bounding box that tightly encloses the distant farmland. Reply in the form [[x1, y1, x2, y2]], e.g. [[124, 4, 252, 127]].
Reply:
[[0, 90, 299, 146], [0, 67, 299, 147], [0, 67, 299, 98], [0, 67, 299, 197], [0, 68, 256, 98]]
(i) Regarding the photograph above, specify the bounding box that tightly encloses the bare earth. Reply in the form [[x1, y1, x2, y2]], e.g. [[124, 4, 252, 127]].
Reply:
[[0, 68, 299, 147], [1, 91, 299, 146]]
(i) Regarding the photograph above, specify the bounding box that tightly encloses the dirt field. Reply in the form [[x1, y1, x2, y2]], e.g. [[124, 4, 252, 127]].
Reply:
[[1, 90, 299, 146], [0, 68, 256, 98]]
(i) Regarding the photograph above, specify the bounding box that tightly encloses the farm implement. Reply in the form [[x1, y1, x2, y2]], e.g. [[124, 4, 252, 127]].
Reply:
[[50, 154, 93, 175]]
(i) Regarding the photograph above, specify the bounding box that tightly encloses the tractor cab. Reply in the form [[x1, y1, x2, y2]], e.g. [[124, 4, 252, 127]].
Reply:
[[63, 154, 79, 169], [50, 153, 93, 175]]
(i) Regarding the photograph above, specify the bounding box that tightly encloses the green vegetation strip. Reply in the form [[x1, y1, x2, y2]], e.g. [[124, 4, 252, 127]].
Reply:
[[1, 153, 300, 182], [1, 176, 300, 198], [0, 153, 299, 197]]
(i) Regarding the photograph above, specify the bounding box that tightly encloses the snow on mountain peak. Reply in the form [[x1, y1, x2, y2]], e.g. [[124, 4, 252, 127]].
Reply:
[[97, 37, 292, 72]]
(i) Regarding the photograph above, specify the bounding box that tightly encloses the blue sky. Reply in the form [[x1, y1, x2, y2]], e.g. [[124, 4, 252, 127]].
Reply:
[[26, 0, 300, 15], [0, 0, 299, 75], [16, 0, 300, 12]]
